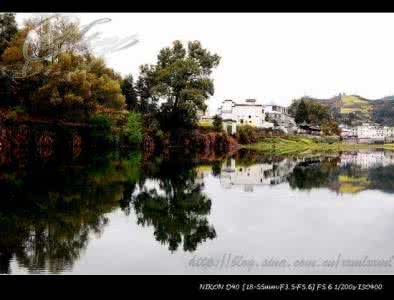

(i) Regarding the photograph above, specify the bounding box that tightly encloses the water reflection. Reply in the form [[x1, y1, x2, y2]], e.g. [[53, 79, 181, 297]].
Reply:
[[2, 146, 394, 274], [0, 148, 218, 274], [120, 159, 217, 253], [0, 150, 141, 274], [214, 149, 394, 195]]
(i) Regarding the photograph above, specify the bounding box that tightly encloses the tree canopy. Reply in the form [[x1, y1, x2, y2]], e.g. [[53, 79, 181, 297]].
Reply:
[[136, 40, 220, 130], [0, 14, 126, 121], [0, 13, 18, 57], [290, 98, 331, 125]]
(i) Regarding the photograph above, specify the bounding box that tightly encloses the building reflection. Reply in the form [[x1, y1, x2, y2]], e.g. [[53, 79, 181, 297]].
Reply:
[[216, 150, 394, 195], [220, 158, 297, 192]]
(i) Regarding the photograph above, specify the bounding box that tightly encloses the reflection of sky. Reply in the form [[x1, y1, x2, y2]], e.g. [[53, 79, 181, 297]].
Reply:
[[11, 172, 394, 275]]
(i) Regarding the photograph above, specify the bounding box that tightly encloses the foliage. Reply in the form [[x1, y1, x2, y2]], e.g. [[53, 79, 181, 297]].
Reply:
[[30, 53, 125, 120], [0, 68, 16, 106], [290, 98, 331, 125], [212, 114, 223, 132], [0, 15, 126, 121], [136, 40, 220, 130], [124, 111, 143, 145], [0, 13, 18, 57], [245, 136, 377, 155], [89, 113, 113, 144], [121, 74, 138, 111], [320, 120, 341, 136], [236, 125, 257, 144]]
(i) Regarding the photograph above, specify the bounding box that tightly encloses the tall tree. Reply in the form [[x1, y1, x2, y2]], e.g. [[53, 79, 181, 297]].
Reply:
[[295, 99, 308, 124], [292, 98, 331, 126], [135, 64, 159, 114], [121, 74, 138, 111], [137, 40, 220, 130], [0, 13, 18, 57]]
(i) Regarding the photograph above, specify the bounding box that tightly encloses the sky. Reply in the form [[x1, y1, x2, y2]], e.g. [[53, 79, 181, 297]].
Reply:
[[15, 13, 394, 114]]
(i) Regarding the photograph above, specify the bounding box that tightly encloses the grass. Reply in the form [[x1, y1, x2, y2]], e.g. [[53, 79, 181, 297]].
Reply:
[[338, 175, 369, 184], [243, 136, 390, 155], [198, 120, 213, 128], [338, 184, 367, 193], [340, 95, 372, 114], [337, 175, 370, 193]]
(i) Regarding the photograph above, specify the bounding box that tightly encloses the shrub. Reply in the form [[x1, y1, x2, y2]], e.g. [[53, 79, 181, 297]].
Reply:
[[124, 111, 143, 145], [89, 113, 112, 130], [237, 125, 257, 144], [89, 113, 112, 144], [212, 115, 223, 132], [6, 106, 27, 122]]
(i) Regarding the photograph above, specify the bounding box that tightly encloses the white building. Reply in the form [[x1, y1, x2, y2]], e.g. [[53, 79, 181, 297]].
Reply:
[[263, 105, 289, 122], [355, 123, 384, 142], [339, 124, 357, 138], [384, 126, 394, 143], [340, 123, 386, 143], [263, 105, 297, 133], [219, 99, 273, 128]]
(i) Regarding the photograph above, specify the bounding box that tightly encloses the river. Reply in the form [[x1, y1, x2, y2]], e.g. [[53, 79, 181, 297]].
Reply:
[[1, 147, 394, 274]]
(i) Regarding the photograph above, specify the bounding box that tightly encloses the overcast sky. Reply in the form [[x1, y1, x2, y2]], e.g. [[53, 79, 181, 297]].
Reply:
[[15, 13, 394, 114]]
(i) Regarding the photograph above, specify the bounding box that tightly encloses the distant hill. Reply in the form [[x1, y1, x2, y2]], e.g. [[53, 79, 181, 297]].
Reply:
[[303, 94, 394, 126]]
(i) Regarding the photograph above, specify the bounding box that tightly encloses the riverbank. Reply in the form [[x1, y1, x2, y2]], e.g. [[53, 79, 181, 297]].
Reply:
[[243, 136, 393, 155]]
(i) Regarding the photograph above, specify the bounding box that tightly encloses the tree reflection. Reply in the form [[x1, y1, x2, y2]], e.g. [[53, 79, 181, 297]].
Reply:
[[123, 158, 217, 252], [0, 148, 217, 273], [288, 157, 341, 190], [0, 150, 140, 274]]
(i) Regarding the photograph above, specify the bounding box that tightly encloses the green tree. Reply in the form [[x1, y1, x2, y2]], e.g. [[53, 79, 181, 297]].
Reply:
[[212, 114, 223, 132], [121, 74, 138, 111], [137, 40, 220, 130], [0, 13, 18, 57], [292, 98, 331, 126], [124, 111, 143, 145], [294, 99, 308, 124], [321, 120, 341, 136], [135, 64, 159, 114]]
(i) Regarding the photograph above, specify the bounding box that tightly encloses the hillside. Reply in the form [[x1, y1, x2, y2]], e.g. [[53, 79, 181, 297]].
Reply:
[[304, 94, 394, 126]]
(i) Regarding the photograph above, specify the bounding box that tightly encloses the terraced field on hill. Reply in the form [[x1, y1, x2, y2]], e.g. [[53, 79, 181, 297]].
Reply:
[[309, 94, 394, 125], [339, 95, 373, 115]]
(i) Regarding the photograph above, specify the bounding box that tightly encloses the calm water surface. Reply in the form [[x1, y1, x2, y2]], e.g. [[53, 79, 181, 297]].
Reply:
[[2, 148, 394, 274]]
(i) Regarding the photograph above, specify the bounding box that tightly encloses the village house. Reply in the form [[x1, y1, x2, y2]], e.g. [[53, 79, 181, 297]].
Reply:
[[384, 126, 394, 143], [339, 123, 389, 143], [339, 124, 357, 139], [297, 122, 322, 136], [263, 104, 297, 133], [356, 123, 384, 142], [218, 99, 274, 134], [218, 99, 296, 134], [219, 99, 270, 127]]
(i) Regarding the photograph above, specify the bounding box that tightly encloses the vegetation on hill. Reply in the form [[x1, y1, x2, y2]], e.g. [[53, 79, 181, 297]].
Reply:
[[288, 98, 341, 135], [243, 135, 388, 155], [303, 93, 394, 126]]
